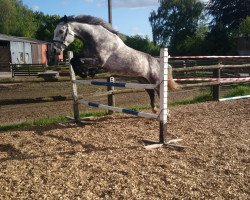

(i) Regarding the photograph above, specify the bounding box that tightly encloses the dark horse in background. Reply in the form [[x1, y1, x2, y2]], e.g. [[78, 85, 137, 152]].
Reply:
[[53, 15, 179, 113]]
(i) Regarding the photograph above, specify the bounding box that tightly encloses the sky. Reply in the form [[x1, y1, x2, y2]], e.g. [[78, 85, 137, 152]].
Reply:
[[22, 0, 160, 40], [22, 0, 208, 40]]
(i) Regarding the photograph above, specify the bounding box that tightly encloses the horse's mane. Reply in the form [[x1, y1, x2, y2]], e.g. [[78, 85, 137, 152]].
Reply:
[[58, 15, 118, 35]]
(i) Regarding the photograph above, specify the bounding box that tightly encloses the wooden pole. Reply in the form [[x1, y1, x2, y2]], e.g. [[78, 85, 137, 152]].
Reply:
[[212, 68, 221, 101], [107, 0, 115, 114], [108, 0, 112, 25], [107, 76, 115, 114], [68, 51, 80, 123]]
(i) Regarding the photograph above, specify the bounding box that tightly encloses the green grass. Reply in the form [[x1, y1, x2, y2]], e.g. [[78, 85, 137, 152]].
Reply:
[[222, 85, 250, 98], [170, 92, 212, 106], [0, 110, 108, 132]]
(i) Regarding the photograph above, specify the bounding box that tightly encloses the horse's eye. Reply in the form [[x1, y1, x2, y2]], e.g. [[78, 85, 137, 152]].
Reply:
[[59, 30, 64, 34]]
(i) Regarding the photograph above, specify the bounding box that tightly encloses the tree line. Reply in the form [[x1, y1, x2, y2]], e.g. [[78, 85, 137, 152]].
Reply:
[[0, 0, 249, 56], [0, 0, 60, 41], [150, 0, 250, 55]]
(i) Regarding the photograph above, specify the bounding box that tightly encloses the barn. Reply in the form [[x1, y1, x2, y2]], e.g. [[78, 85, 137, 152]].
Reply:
[[0, 33, 63, 72]]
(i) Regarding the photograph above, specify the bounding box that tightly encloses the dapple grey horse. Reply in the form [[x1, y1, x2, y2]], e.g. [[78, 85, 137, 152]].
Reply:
[[53, 15, 179, 113]]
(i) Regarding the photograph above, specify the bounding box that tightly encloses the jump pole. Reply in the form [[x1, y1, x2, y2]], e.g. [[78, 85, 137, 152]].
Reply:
[[219, 95, 250, 101]]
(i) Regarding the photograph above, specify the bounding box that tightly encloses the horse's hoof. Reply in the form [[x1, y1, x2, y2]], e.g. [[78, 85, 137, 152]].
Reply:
[[167, 109, 171, 117], [152, 107, 158, 114]]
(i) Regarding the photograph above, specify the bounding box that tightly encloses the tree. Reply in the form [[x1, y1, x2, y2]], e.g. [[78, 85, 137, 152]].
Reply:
[[238, 16, 250, 36], [13, 1, 37, 37], [64, 38, 84, 58], [122, 35, 160, 56], [205, 0, 250, 54], [174, 24, 209, 55], [149, 0, 205, 54], [34, 12, 60, 41], [0, 0, 18, 35], [207, 0, 250, 32], [205, 23, 233, 54], [0, 0, 37, 37]]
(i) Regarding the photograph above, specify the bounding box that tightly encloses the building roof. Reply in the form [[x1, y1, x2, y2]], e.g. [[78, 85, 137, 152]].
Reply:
[[0, 33, 49, 44]]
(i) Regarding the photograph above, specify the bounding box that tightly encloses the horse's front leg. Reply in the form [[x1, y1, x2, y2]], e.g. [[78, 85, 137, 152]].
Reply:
[[145, 89, 158, 114]]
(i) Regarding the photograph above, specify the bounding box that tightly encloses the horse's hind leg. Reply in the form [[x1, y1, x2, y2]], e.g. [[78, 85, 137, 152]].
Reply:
[[145, 89, 158, 113], [138, 77, 158, 113]]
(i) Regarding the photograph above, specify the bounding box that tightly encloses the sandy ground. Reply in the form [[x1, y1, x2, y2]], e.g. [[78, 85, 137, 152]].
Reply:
[[0, 99, 249, 199], [0, 72, 12, 79]]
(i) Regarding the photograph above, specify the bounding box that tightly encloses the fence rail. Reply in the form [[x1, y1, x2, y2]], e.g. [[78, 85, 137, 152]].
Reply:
[[11, 64, 46, 78], [3, 58, 249, 105], [172, 63, 250, 72]]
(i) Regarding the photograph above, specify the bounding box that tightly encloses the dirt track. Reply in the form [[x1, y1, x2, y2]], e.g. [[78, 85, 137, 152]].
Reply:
[[0, 99, 249, 199]]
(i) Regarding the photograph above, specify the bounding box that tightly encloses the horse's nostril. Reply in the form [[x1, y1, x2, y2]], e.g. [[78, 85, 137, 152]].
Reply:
[[53, 48, 62, 55]]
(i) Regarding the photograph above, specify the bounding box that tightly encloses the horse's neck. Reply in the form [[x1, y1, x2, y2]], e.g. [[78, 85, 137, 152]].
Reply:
[[71, 22, 124, 63]]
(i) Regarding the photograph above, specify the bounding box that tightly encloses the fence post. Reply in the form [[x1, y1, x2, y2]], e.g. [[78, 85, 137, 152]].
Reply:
[[159, 48, 169, 144], [68, 51, 80, 123], [11, 64, 14, 78], [212, 67, 221, 101], [107, 76, 115, 114]]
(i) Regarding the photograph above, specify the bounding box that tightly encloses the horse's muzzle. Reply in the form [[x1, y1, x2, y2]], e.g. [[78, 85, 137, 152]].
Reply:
[[53, 42, 65, 55], [53, 47, 62, 55]]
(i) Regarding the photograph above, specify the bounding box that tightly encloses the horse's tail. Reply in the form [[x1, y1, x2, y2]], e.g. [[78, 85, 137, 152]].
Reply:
[[168, 78, 180, 91], [168, 65, 180, 91]]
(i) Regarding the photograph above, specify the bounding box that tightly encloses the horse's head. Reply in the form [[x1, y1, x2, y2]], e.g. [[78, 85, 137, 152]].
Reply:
[[53, 15, 119, 55], [53, 15, 75, 54]]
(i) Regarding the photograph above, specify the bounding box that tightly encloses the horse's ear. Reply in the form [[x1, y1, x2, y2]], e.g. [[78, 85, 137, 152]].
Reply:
[[62, 15, 68, 23]]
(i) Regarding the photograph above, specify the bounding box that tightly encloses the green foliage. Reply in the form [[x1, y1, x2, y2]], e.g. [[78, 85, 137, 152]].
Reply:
[[174, 24, 209, 55], [207, 0, 249, 32], [170, 92, 212, 106], [149, 0, 205, 54], [122, 35, 160, 56], [0, 0, 59, 41], [0, 110, 108, 132], [34, 12, 60, 41], [64, 38, 84, 58], [0, 0, 16, 34], [206, 0, 249, 55], [203, 23, 233, 55], [239, 16, 250, 36], [223, 85, 250, 98], [0, 0, 38, 37]]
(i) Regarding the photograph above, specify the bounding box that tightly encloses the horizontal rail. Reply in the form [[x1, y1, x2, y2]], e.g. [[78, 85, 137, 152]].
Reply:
[[172, 64, 250, 72], [11, 64, 46, 66], [174, 77, 250, 82], [219, 95, 250, 101], [181, 81, 220, 88], [73, 80, 157, 89], [13, 71, 44, 73], [169, 56, 250, 59], [93, 88, 145, 97], [78, 100, 158, 119]]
